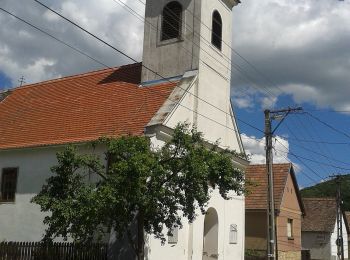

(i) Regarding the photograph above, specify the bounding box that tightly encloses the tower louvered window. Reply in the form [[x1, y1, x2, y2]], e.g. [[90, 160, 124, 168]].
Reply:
[[161, 1, 182, 41], [212, 11, 222, 51]]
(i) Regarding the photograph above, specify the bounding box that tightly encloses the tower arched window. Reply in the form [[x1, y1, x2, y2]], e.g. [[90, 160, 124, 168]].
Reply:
[[161, 1, 182, 41], [212, 11, 222, 51]]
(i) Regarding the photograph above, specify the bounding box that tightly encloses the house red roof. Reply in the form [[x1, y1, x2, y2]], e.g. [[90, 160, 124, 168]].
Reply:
[[0, 63, 177, 150], [302, 198, 337, 232], [245, 163, 304, 213]]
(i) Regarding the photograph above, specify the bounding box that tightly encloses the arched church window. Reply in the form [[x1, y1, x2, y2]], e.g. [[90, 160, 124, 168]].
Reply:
[[212, 11, 222, 51], [161, 1, 182, 41]]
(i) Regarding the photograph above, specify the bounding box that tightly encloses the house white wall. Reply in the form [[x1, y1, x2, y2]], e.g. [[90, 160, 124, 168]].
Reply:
[[0, 145, 106, 242], [330, 217, 349, 260], [302, 216, 349, 260], [302, 232, 332, 260]]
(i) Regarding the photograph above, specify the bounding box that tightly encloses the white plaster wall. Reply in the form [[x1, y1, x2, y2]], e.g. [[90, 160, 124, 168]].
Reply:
[[196, 0, 242, 152], [147, 190, 245, 260], [199, 0, 232, 80], [148, 132, 245, 260], [331, 217, 349, 259], [302, 232, 331, 260], [0, 145, 106, 242]]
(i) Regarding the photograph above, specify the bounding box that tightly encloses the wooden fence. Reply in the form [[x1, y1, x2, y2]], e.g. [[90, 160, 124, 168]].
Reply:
[[0, 242, 107, 260]]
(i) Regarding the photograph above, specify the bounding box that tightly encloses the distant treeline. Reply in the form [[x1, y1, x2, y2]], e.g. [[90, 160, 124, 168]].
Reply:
[[301, 174, 350, 211]]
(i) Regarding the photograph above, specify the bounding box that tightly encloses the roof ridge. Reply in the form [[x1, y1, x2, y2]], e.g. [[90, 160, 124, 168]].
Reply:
[[10, 62, 141, 92], [303, 197, 335, 201], [249, 163, 291, 166]]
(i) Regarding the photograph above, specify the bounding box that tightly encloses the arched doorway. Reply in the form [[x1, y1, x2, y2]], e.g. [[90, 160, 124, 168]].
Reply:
[[202, 208, 219, 260]]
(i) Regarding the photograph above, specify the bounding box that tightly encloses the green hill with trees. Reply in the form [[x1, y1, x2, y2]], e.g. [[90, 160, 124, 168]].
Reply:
[[300, 175, 350, 212]]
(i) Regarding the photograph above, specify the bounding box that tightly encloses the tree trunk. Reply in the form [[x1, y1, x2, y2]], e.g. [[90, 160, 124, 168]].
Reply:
[[137, 211, 145, 260]]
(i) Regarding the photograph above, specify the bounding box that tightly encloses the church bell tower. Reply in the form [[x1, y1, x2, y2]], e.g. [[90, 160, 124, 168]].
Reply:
[[142, 0, 243, 151], [141, 0, 240, 83]]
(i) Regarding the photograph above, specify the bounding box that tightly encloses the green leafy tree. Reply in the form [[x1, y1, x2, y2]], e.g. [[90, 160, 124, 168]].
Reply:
[[32, 124, 246, 260]]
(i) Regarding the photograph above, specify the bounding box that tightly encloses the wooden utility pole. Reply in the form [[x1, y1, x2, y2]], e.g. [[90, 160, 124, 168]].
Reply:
[[335, 175, 345, 260], [265, 109, 276, 260], [264, 107, 302, 260], [18, 76, 25, 87]]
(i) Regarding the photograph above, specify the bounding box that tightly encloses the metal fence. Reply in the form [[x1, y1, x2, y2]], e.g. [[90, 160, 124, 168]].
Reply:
[[0, 242, 108, 260]]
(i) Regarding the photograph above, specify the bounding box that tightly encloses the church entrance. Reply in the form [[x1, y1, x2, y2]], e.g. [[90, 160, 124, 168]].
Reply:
[[202, 208, 219, 260]]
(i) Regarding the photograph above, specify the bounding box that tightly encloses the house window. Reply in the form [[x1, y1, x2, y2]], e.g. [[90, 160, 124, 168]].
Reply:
[[1, 168, 18, 202], [161, 1, 182, 41], [211, 11, 222, 51], [316, 234, 327, 244], [287, 219, 294, 239], [168, 226, 179, 244]]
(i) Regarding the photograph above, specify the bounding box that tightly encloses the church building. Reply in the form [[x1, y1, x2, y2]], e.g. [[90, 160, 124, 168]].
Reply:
[[0, 0, 247, 259]]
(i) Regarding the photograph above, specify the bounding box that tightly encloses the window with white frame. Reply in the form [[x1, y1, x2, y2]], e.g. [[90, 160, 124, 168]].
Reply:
[[287, 219, 294, 239]]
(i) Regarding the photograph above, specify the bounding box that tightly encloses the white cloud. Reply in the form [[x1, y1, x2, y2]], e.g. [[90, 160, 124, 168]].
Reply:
[[241, 133, 291, 164], [0, 0, 145, 86], [232, 0, 350, 111], [1, 0, 350, 113], [232, 95, 254, 109]]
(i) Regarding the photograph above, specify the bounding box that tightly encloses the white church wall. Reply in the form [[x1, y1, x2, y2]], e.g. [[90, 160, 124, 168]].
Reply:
[[147, 127, 245, 260], [0, 144, 106, 242], [141, 0, 201, 82], [199, 0, 232, 80], [146, 189, 245, 260]]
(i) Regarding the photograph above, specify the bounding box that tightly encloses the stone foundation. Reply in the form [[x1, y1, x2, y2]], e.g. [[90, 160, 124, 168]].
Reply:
[[278, 251, 301, 260]]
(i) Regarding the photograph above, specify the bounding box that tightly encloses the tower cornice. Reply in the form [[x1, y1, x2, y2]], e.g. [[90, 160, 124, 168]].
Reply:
[[223, 0, 241, 9]]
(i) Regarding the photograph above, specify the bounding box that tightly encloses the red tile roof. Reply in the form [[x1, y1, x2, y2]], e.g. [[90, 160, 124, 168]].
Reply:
[[302, 198, 337, 232], [0, 63, 177, 150], [245, 163, 304, 213]]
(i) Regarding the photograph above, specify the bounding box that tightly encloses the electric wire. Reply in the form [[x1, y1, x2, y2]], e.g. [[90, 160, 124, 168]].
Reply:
[[119, 0, 280, 104], [134, 0, 287, 100], [0, 8, 112, 69], [0, 5, 266, 151], [6, 2, 350, 187], [306, 112, 350, 141]]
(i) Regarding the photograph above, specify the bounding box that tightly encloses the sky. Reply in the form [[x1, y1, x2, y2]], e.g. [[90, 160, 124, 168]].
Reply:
[[1, 0, 350, 188]]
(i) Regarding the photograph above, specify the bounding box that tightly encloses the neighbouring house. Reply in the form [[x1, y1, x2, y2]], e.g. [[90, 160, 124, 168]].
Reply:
[[302, 198, 349, 260], [0, 0, 248, 259], [245, 163, 305, 260], [346, 212, 350, 258]]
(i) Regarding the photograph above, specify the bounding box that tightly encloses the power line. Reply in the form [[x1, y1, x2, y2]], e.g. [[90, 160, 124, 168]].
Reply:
[[135, 0, 287, 101], [283, 119, 334, 175], [306, 112, 350, 141], [1, 4, 265, 152], [11, 1, 350, 181], [0, 8, 112, 69], [122, 0, 280, 104], [281, 136, 350, 145], [32, 0, 268, 141]]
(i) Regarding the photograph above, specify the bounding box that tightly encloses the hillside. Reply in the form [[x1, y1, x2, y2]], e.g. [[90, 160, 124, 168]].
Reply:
[[300, 175, 350, 212]]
